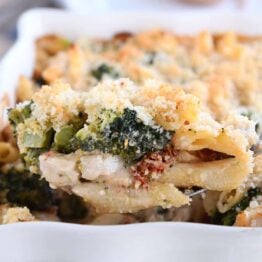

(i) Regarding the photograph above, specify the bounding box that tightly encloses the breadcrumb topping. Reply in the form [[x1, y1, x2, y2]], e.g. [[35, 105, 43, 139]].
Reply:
[[1, 206, 35, 224]]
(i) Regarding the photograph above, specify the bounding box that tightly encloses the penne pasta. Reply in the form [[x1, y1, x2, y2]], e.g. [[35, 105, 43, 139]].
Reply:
[[160, 157, 252, 191], [72, 182, 189, 214], [0, 142, 19, 164]]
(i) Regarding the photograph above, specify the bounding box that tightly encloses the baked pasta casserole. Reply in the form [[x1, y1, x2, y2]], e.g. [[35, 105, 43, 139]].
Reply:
[[1, 30, 261, 226]]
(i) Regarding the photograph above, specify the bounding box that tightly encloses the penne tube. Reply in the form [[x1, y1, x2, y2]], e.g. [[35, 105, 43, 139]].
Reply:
[[72, 182, 189, 214], [160, 157, 252, 191], [0, 142, 19, 164]]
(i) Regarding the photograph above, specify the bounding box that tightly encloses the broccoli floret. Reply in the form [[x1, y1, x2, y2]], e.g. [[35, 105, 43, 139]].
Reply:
[[23, 128, 54, 149], [144, 51, 157, 65], [0, 168, 53, 210], [73, 108, 173, 164], [53, 113, 87, 154], [8, 101, 33, 128], [9, 103, 86, 169], [0, 167, 90, 220], [53, 125, 75, 153], [241, 111, 261, 135], [22, 148, 47, 174], [91, 64, 120, 81], [212, 187, 261, 226], [57, 194, 88, 221]]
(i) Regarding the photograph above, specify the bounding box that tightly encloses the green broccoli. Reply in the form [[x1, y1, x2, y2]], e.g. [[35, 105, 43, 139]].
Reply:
[[212, 187, 261, 226], [0, 168, 53, 211], [73, 108, 173, 164], [91, 63, 120, 81], [53, 113, 87, 154], [8, 103, 86, 170], [8, 101, 33, 128], [57, 194, 88, 221], [0, 167, 89, 221]]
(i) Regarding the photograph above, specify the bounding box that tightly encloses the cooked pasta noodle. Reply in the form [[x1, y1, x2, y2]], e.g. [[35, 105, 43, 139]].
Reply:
[[73, 182, 189, 213], [217, 189, 245, 213], [0, 142, 19, 164], [16, 76, 35, 102]]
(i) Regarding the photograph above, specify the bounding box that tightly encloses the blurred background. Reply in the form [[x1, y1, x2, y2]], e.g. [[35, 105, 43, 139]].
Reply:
[[0, 0, 261, 58]]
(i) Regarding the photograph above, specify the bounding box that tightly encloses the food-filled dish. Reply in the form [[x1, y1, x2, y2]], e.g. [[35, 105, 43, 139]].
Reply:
[[1, 30, 261, 226]]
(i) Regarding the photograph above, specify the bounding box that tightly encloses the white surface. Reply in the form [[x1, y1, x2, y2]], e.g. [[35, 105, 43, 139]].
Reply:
[[56, 0, 262, 13], [0, 8, 262, 261], [0, 222, 262, 262]]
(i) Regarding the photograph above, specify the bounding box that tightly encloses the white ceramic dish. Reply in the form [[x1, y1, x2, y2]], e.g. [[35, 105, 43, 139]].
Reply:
[[55, 0, 262, 13], [0, 8, 262, 262]]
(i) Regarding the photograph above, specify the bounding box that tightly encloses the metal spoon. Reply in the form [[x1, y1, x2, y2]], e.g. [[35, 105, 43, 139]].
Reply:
[[186, 188, 207, 197]]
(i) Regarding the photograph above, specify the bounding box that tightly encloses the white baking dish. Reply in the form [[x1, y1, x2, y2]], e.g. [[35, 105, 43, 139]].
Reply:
[[0, 8, 262, 262]]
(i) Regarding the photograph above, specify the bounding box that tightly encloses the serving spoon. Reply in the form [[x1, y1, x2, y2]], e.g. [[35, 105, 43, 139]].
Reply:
[[186, 188, 207, 197]]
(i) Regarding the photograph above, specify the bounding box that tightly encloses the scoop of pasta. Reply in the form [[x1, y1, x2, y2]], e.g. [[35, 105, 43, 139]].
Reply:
[[9, 79, 257, 213]]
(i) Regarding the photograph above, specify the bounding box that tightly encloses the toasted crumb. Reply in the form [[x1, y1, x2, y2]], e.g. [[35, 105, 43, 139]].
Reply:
[[1, 206, 35, 224]]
